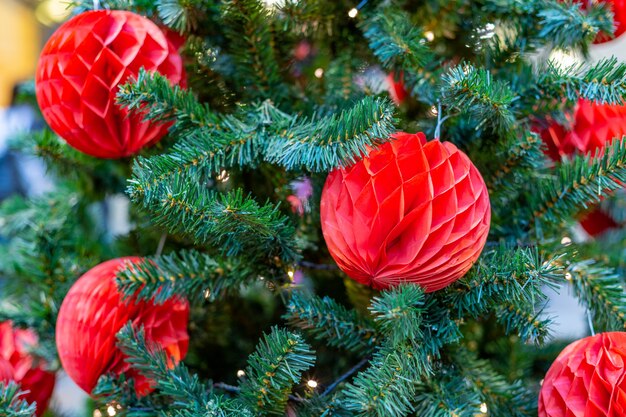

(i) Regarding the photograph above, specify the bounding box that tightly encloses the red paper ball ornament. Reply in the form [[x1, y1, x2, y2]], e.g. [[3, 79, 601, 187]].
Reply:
[[387, 72, 408, 106], [35, 10, 185, 158], [539, 332, 626, 417], [539, 99, 626, 160], [56, 257, 189, 395], [0, 322, 56, 417], [320, 132, 491, 292]]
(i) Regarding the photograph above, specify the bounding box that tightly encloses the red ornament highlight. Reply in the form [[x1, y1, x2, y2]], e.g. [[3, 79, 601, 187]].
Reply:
[[320, 132, 491, 292], [35, 10, 185, 159], [56, 257, 189, 395], [539, 332, 626, 417], [0, 322, 56, 417], [386, 72, 408, 106], [539, 99, 626, 160]]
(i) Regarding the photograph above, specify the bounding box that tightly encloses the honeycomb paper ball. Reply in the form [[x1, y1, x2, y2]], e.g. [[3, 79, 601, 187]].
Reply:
[[0, 322, 56, 417], [56, 257, 189, 395], [35, 10, 185, 158], [320, 132, 491, 292], [539, 99, 626, 160], [539, 332, 626, 417]]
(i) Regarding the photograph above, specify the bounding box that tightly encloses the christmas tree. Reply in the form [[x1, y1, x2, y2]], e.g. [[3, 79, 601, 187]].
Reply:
[[2, 0, 626, 416]]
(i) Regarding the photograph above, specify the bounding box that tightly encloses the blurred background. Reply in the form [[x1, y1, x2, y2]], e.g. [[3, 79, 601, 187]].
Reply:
[[1, 0, 626, 415]]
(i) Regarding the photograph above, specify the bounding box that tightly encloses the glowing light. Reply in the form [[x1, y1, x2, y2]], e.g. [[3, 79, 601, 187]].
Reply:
[[314, 68, 324, 78], [216, 170, 230, 182], [307, 379, 318, 388], [287, 269, 295, 279], [35, 0, 72, 26], [549, 49, 580, 69], [565, 272, 573, 281], [348, 8, 358, 18], [93, 411, 103, 417], [237, 369, 246, 378], [561, 236, 572, 245], [424, 31, 435, 42], [430, 106, 438, 116], [480, 403, 488, 414], [107, 406, 116, 417], [204, 289, 211, 299]]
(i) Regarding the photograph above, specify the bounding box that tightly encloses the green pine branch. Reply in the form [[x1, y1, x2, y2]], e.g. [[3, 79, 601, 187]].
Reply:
[[566, 259, 626, 331], [487, 131, 545, 193], [368, 284, 425, 346], [360, 8, 433, 72], [338, 344, 428, 417], [531, 138, 626, 228], [442, 64, 517, 133], [115, 249, 258, 304], [495, 301, 552, 344], [222, 0, 286, 103], [412, 372, 481, 417], [0, 382, 36, 417], [239, 327, 315, 416], [284, 291, 378, 353], [533, 58, 626, 105], [538, 0, 613, 53], [451, 348, 537, 417], [119, 72, 397, 178], [116, 324, 253, 416], [130, 184, 300, 265], [443, 247, 561, 330]]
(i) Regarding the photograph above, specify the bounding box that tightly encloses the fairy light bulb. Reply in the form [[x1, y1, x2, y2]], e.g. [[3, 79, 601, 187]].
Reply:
[[237, 369, 246, 378], [479, 402, 488, 414], [424, 31, 435, 41], [307, 379, 318, 388], [561, 236, 572, 245], [107, 406, 116, 417], [348, 8, 358, 18], [314, 68, 324, 78]]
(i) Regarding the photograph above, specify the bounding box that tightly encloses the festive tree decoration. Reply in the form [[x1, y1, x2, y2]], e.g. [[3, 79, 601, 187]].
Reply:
[[35, 10, 185, 158], [320, 132, 491, 292], [0, 322, 56, 417], [539, 332, 626, 417], [386, 72, 408, 105], [56, 257, 189, 395], [539, 99, 626, 160], [538, 98, 626, 235], [576, 0, 626, 43]]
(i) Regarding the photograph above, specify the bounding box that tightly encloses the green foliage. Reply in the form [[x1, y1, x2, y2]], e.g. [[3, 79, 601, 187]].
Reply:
[[221, 0, 285, 103], [566, 259, 626, 331], [0, 382, 36, 417], [531, 138, 626, 229], [442, 64, 516, 134], [284, 291, 377, 353], [239, 327, 315, 415], [369, 284, 425, 346], [538, 0, 613, 53], [117, 324, 253, 416], [451, 348, 537, 417], [338, 344, 427, 417], [130, 184, 300, 266], [116, 249, 257, 304], [360, 8, 433, 72]]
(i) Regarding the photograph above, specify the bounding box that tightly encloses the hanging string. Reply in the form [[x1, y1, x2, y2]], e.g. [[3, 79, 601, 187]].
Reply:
[[155, 233, 167, 257], [587, 310, 596, 336]]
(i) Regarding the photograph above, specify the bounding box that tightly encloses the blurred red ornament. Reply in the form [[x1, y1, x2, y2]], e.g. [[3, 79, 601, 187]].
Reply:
[[0, 322, 56, 417], [35, 10, 185, 159], [56, 257, 189, 395], [539, 99, 626, 160], [539, 332, 626, 417], [320, 132, 491, 292], [387, 72, 408, 105], [537, 99, 626, 236]]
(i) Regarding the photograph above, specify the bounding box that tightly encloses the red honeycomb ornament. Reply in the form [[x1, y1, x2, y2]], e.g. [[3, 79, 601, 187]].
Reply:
[[56, 257, 189, 395], [539, 99, 626, 160], [0, 322, 56, 417], [320, 132, 491, 292], [539, 332, 626, 417], [35, 10, 185, 158]]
